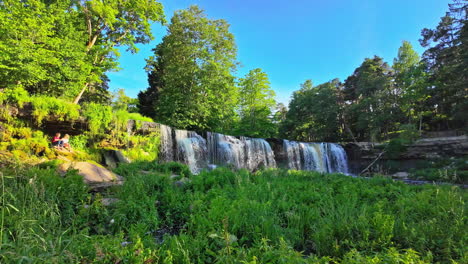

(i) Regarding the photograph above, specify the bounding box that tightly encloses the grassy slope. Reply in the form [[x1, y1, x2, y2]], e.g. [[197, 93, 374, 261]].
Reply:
[[0, 162, 466, 263]]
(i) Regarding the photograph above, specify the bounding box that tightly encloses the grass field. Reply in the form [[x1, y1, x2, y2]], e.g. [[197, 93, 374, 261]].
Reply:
[[0, 162, 466, 263]]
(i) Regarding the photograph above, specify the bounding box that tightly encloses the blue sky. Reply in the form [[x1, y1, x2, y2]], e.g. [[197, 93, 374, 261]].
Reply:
[[107, 0, 451, 104]]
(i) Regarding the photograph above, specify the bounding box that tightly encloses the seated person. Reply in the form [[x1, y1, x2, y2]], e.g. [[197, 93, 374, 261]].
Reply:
[[51, 133, 61, 147], [61, 134, 71, 150]]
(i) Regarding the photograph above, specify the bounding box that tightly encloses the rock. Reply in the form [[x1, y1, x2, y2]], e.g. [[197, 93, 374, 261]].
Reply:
[[114, 150, 131, 163], [102, 150, 130, 168], [58, 161, 123, 188], [173, 177, 191, 188], [392, 172, 409, 179], [169, 174, 180, 180], [101, 198, 120, 206], [344, 135, 468, 174], [102, 151, 118, 169]]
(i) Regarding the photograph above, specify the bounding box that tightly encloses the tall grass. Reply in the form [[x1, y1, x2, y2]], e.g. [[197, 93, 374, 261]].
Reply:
[[1, 163, 466, 263]]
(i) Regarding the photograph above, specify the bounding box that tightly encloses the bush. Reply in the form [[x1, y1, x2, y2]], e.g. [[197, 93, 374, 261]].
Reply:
[[82, 103, 113, 135], [30, 96, 81, 125], [0, 85, 30, 107]]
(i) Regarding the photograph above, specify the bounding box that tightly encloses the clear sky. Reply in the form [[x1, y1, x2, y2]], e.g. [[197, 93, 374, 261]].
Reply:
[[107, 0, 451, 105]]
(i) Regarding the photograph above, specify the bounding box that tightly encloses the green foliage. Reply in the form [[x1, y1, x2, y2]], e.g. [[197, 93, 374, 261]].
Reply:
[[82, 103, 113, 135], [420, 1, 468, 130], [281, 79, 344, 142], [1, 164, 466, 263], [121, 133, 160, 162], [343, 56, 400, 141], [0, 0, 165, 103], [140, 5, 238, 132], [30, 96, 81, 125], [393, 41, 430, 128], [0, 123, 55, 162], [408, 157, 468, 183], [397, 123, 420, 144], [112, 88, 139, 113], [0, 85, 30, 107], [236, 68, 277, 138]]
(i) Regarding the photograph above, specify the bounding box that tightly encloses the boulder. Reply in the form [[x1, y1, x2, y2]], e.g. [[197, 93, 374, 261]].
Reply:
[[58, 161, 123, 185], [392, 171, 409, 179], [173, 177, 191, 188], [114, 150, 131, 163], [102, 151, 118, 169], [101, 198, 120, 206], [102, 150, 130, 168]]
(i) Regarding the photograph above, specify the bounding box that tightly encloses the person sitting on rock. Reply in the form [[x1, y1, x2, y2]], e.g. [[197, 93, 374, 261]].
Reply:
[[61, 134, 71, 151], [52, 133, 61, 148]]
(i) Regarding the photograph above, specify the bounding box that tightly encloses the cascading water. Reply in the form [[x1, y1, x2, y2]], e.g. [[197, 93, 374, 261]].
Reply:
[[157, 124, 348, 174], [284, 140, 302, 170], [174, 129, 208, 174], [327, 143, 349, 173], [159, 124, 174, 162], [207, 132, 276, 170], [244, 137, 276, 171], [207, 133, 245, 168], [283, 140, 349, 174], [300, 143, 324, 172]]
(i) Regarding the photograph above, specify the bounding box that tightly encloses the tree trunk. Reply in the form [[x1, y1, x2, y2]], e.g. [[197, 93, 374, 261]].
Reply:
[[73, 83, 89, 104]]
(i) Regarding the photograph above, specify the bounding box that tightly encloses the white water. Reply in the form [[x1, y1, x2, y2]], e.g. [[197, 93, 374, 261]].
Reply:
[[175, 129, 208, 174], [159, 124, 174, 162], [207, 132, 276, 170], [283, 140, 349, 174], [157, 124, 348, 174]]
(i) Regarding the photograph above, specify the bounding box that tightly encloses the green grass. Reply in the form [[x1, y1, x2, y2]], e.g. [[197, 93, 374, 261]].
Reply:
[[0, 162, 466, 263]]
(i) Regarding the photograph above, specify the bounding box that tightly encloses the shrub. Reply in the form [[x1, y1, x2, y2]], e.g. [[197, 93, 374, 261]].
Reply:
[[0, 85, 30, 107], [30, 96, 81, 125], [81, 103, 113, 135]]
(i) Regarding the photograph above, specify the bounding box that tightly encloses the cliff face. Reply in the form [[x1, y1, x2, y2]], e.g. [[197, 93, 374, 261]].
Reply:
[[344, 136, 468, 174]]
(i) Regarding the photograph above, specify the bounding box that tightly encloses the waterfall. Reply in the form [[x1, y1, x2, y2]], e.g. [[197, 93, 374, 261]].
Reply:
[[328, 143, 349, 174], [157, 123, 348, 174], [244, 137, 276, 171], [207, 132, 276, 170], [283, 140, 349, 174], [300, 143, 324, 172], [207, 132, 245, 169], [284, 140, 302, 170], [159, 124, 174, 162], [174, 129, 208, 174]]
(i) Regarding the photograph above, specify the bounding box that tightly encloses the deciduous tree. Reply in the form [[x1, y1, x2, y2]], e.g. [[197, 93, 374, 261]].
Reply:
[[140, 6, 238, 132]]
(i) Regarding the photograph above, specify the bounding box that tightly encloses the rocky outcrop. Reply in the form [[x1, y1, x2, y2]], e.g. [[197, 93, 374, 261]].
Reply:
[[344, 136, 468, 174]]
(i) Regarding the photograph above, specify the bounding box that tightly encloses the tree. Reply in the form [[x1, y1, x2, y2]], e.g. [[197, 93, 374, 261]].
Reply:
[[419, 0, 468, 130], [140, 5, 238, 132], [393, 41, 430, 131], [343, 56, 397, 141], [236, 68, 277, 138], [112, 88, 138, 112], [71, 0, 165, 104], [280, 79, 343, 142], [0, 0, 165, 104], [0, 0, 89, 98]]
